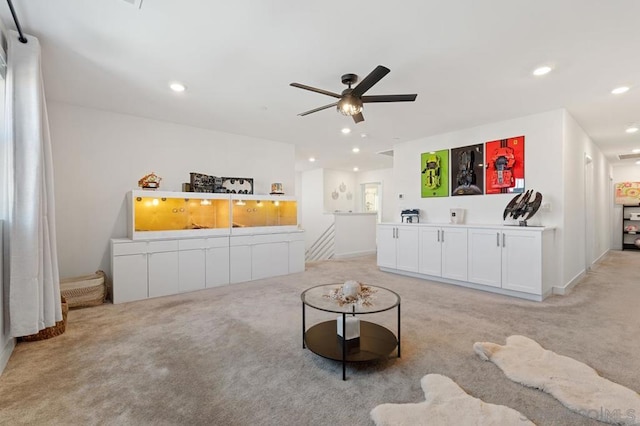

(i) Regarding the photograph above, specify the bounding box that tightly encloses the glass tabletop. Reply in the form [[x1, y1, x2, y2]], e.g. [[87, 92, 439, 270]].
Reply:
[[301, 283, 400, 314]]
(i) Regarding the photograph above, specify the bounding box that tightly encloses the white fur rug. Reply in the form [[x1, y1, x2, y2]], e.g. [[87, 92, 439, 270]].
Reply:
[[474, 335, 640, 425], [370, 374, 535, 426]]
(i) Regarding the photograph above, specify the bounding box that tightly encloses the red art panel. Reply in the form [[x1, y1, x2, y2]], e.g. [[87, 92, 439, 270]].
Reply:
[[485, 136, 525, 194]]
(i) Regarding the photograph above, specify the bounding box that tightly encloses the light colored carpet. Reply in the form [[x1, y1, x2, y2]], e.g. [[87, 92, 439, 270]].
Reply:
[[474, 335, 640, 425], [0, 251, 639, 425], [370, 373, 535, 426]]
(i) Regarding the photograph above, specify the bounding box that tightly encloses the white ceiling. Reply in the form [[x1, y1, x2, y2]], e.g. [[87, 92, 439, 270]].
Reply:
[[2, 0, 640, 173]]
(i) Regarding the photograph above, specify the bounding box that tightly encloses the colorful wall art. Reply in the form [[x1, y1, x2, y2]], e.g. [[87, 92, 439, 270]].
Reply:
[[421, 149, 449, 198], [615, 182, 640, 205], [451, 144, 484, 196], [485, 136, 525, 194]]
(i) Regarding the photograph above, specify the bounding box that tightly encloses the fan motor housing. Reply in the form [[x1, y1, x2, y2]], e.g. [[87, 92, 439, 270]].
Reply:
[[341, 73, 358, 86]]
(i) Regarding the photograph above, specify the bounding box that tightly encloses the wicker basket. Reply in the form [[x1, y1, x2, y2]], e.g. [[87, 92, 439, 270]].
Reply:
[[20, 296, 69, 342], [60, 270, 106, 308]]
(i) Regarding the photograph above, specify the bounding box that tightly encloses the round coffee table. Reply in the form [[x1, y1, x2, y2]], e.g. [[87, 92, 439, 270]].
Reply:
[[301, 283, 401, 380]]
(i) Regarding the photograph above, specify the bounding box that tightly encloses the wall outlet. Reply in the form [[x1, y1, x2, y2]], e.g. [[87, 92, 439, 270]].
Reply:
[[540, 202, 551, 212]]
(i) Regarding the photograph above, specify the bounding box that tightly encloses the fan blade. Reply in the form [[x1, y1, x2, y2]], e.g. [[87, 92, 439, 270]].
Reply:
[[352, 112, 364, 123], [298, 102, 338, 116], [351, 65, 390, 97], [290, 83, 341, 99], [362, 94, 417, 103]]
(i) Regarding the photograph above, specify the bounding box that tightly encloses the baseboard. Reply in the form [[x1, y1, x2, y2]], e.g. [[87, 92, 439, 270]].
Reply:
[[553, 270, 585, 295], [0, 337, 15, 375], [333, 250, 376, 259], [552, 249, 610, 296]]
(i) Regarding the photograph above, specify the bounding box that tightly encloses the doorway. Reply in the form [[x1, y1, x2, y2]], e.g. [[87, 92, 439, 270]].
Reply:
[[361, 182, 382, 223]]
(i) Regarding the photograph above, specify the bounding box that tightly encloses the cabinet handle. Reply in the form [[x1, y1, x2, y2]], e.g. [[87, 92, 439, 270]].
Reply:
[[502, 233, 506, 247], [396, 227, 399, 239], [441, 229, 444, 242], [437, 229, 440, 242], [497, 232, 500, 247]]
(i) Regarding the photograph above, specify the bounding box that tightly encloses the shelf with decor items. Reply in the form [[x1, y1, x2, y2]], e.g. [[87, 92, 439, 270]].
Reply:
[[128, 190, 299, 239], [112, 191, 304, 304], [622, 205, 640, 251]]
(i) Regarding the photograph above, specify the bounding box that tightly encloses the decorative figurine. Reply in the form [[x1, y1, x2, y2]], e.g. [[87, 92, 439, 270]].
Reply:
[[503, 190, 542, 226], [138, 172, 162, 190]]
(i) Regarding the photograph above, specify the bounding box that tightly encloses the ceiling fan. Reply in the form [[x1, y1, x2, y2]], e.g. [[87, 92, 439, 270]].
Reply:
[[290, 65, 417, 123]]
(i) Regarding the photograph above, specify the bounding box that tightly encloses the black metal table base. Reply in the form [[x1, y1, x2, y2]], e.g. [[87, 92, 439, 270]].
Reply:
[[302, 316, 400, 380]]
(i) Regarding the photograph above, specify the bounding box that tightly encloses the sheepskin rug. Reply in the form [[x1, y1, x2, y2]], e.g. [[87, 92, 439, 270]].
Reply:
[[474, 335, 640, 425], [370, 374, 534, 426]]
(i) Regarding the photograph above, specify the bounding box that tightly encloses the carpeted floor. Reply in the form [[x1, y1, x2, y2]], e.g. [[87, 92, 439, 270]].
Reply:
[[1, 251, 639, 425]]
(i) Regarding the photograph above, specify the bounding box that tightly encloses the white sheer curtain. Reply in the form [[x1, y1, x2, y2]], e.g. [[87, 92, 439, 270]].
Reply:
[[6, 30, 61, 337]]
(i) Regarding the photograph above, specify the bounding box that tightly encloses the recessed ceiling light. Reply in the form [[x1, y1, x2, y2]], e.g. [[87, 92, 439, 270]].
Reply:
[[308, 157, 316, 162], [341, 128, 351, 134], [353, 167, 359, 172], [352, 147, 360, 153], [532, 66, 552, 76], [632, 149, 640, 153], [360, 133, 368, 138], [612, 86, 630, 95], [626, 126, 639, 134], [169, 82, 186, 92]]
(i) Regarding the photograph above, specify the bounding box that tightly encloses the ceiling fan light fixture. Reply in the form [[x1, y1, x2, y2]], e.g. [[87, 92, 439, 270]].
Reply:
[[337, 96, 363, 116]]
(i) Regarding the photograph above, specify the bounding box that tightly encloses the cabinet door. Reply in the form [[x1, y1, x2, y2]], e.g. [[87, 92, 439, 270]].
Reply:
[[419, 227, 441, 276], [377, 225, 398, 269], [112, 253, 148, 304], [206, 246, 230, 287], [501, 230, 542, 294], [288, 240, 305, 274], [467, 228, 502, 288], [253, 242, 289, 280], [148, 251, 179, 298], [230, 245, 252, 283], [396, 225, 420, 272], [179, 249, 206, 293], [441, 227, 468, 281]]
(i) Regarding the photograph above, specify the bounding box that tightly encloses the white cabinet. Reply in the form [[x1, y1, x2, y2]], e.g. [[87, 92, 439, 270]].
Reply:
[[419, 226, 467, 280], [230, 232, 305, 283], [205, 237, 230, 287], [230, 236, 253, 284], [288, 232, 306, 274], [377, 224, 419, 272], [112, 246, 148, 304], [178, 239, 206, 293], [111, 239, 179, 303], [112, 231, 304, 304], [378, 223, 554, 301], [468, 228, 545, 295]]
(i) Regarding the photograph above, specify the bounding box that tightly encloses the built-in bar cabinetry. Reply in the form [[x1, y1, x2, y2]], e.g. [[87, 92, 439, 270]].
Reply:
[[377, 223, 555, 301], [112, 191, 304, 304]]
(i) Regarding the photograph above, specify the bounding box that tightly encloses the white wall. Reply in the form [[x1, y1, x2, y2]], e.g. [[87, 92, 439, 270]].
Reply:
[[390, 108, 613, 291], [393, 110, 564, 225], [48, 102, 295, 279], [300, 169, 334, 250], [612, 164, 640, 249], [323, 169, 356, 213]]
